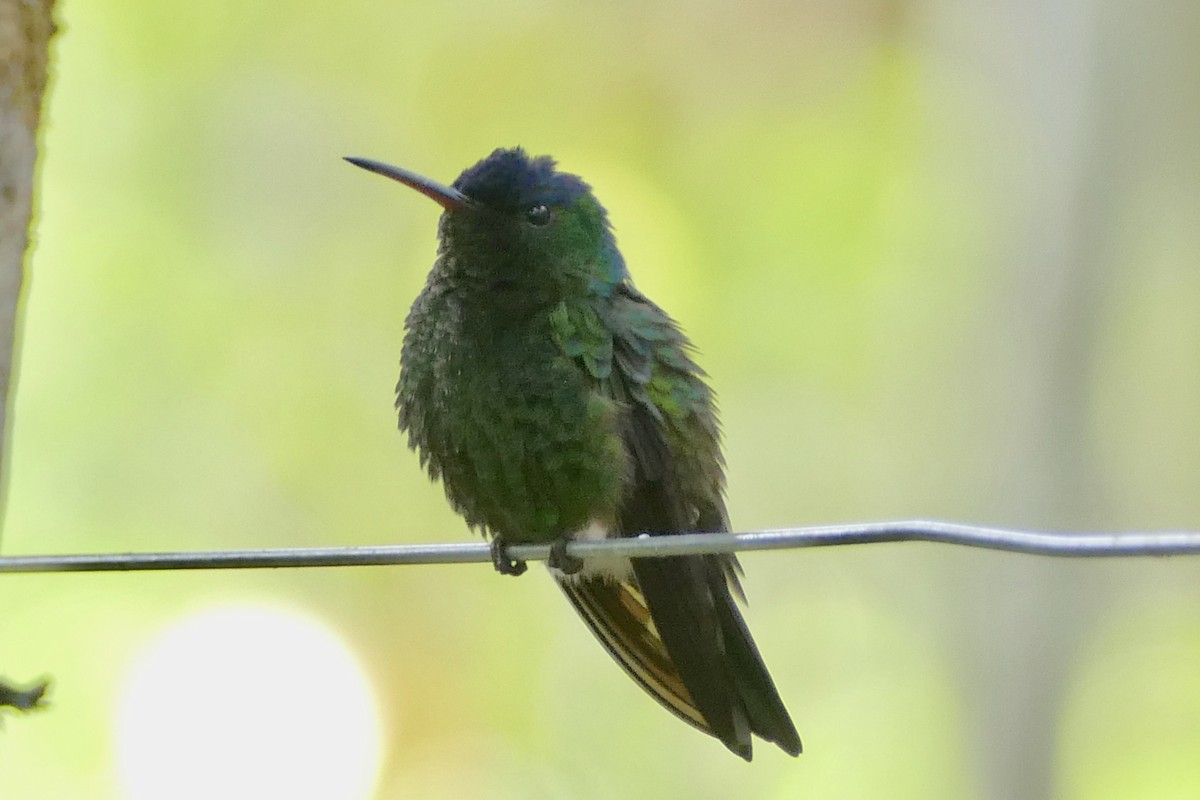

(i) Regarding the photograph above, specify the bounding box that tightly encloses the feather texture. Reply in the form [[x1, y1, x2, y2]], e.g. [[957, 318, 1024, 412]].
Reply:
[[378, 147, 801, 758]]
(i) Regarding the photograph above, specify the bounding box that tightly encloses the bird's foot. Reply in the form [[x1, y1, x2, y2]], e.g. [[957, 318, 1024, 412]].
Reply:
[[489, 536, 528, 577], [547, 539, 584, 575]]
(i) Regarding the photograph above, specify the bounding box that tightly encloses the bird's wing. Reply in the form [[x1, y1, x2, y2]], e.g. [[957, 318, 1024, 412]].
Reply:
[[558, 576, 709, 731], [555, 286, 800, 759]]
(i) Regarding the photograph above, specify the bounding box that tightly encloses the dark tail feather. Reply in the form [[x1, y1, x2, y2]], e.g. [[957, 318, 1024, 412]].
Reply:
[[564, 552, 800, 759], [633, 555, 754, 759], [712, 580, 802, 756], [634, 554, 801, 758], [558, 575, 712, 732]]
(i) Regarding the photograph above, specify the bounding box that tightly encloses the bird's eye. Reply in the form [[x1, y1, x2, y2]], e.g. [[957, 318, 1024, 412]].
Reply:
[[525, 204, 551, 226]]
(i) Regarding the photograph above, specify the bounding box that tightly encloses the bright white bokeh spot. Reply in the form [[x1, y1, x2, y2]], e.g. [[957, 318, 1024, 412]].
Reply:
[[115, 604, 385, 800]]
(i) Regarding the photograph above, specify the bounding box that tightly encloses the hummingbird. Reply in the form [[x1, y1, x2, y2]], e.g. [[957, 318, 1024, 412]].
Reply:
[[346, 148, 801, 760]]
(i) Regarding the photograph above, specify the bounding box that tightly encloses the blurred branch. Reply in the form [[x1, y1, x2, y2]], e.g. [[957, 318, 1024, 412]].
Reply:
[[2, 521, 1200, 574], [0, 0, 54, 533], [0, 677, 47, 714], [0, 0, 56, 714]]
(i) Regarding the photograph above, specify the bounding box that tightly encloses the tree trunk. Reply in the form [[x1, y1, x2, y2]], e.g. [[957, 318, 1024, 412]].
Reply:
[[0, 0, 55, 712]]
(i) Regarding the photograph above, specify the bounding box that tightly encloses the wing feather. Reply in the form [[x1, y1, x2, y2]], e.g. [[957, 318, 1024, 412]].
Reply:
[[558, 577, 712, 732], [556, 285, 800, 759]]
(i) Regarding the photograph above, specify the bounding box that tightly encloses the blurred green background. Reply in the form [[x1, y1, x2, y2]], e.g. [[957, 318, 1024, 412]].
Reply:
[[2, 1, 1200, 797]]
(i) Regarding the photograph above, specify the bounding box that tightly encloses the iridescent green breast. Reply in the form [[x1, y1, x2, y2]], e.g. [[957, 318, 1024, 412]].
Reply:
[[397, 281, 627, 544]]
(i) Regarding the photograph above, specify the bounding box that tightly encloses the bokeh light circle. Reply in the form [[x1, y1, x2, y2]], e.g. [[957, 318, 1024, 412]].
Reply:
[[115, 604, 385, 800]]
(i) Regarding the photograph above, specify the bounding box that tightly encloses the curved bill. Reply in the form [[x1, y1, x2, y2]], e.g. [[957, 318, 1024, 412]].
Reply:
[[344, 156, 471, 210]]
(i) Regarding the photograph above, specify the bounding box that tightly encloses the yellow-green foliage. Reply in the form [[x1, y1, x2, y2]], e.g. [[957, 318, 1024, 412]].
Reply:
[[2, 1, 1199, 798]]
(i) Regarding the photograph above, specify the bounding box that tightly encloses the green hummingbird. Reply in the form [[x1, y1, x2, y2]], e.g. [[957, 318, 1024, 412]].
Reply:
[[346, 148, 801, 760]]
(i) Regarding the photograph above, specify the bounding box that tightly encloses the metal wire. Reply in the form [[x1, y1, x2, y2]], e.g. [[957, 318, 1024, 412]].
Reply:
[[1, 520, 1199, 574]]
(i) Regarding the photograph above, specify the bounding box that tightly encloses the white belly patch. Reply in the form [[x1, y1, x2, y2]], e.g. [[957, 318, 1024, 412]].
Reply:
[[547, 519, 634, 583]]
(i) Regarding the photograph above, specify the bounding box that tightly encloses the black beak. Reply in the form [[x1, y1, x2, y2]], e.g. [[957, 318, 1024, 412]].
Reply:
[[344, 156, 471, 211]]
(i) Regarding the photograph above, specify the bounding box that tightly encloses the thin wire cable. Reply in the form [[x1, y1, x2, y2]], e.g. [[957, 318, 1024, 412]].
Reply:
[[2, 521, 1200, 574]]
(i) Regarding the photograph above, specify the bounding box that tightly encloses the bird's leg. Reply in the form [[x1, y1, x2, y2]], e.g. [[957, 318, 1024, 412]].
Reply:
[[547, 538, 584, 575], [489, 536, 528, 576]]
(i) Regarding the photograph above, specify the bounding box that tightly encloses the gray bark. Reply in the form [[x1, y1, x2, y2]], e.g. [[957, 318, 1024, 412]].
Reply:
[[0, 0, 55, 712]]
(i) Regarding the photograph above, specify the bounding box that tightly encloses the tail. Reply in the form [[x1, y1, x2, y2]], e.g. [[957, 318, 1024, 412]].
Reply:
[[710, 572, 802, 757], [634, 555, 801, 759], [560, 554, 800, 759]]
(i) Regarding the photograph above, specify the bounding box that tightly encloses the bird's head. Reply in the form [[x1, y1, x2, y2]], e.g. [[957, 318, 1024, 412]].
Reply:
[[347, 148, 628, 299]]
